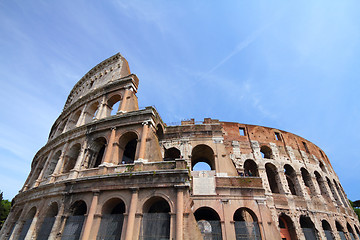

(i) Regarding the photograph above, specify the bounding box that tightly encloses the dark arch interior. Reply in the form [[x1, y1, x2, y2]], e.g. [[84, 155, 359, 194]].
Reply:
[[120, 132, 138, 164], [144, 197, 170, 213], [191, 145, 215, 170], [63, 144, 81, 173], [260, 145, 272, 159], [354, 225, 360, 236], [244, 160, 258, 177], [46, 203, 59, 217], [347, 223, 354, 234], [279, 214, 297, 240], [319, 161, 327, 173], [94, 145, 106, 168], [194, 207, 220, 221], [336, 221, 344, 231], [156, 124, 164, 141], [122, 139, 137, 164], [284, 164, 297, 195], [90, 137, 107, 168], [322, 220, 332, 231], [300, 216, 314, 229], [71, 201, 87, 216], [102, 198, 126, 215], [164, 147, 180, 161], [233, 208, 257, 222], [25, 207, 37, 220], [47, 150, 62, 176], [265, 163, 280, 193]]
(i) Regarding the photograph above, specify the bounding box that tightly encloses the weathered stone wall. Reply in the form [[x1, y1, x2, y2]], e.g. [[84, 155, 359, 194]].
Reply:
[[1, 53, 359, 240]]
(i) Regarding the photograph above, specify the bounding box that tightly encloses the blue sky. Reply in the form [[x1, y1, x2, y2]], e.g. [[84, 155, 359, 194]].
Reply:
[[1, 1, 359, 201]]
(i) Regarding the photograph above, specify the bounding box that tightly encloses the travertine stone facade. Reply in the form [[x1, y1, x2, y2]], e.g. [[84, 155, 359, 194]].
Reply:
[[1, 53, 359, 240]]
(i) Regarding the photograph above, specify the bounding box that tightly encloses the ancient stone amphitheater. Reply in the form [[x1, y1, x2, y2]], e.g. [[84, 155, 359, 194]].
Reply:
[[1, 53, 359, 240]]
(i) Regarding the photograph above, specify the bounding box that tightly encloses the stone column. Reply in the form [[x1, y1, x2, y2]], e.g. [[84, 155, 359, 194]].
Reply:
[[119, 87, 131, 113], [81, 190, 100, 240], [137, 121, 149, 161], [125, 188, 139, 240], [279, 170, 291, 195], [56, 215, 68, 240], [48, 203, 65, 240], [77, 104, 88, 126], [102, 127, 116, 165], [176, 186, 184, 240], [97, 95, 108, 119], [170, 213, 176, 240], [221, 199, 233, 240]]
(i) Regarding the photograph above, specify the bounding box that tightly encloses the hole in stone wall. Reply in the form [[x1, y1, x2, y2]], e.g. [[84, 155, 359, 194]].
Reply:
[[164, 147, 180, 161], [260, 146, 272, 159]]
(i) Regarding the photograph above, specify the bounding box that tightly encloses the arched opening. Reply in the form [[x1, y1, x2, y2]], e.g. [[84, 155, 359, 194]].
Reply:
[[56, 120, 67, 136], [300, 216, 318, 240], [319, 161, 327, 173], [191, 144, 215, 171], [301, 168, 316, 196], [265, 163, 280, 194], [7, 210, 22, 239], [45, 150, 62, 177], [66, 110, 81, 130], [88, 137, 107, 168], [233, 208, 261, 240], [327, 177, 341, 205], [97, 198, 125, 239], [194, 207, 222, 240], [244, 159, 259, 177], [279, 214, 296, 240], [333, 180, 347, 207], [141, 197, 171, 240], [322, 220, 334, 240], [347, 223, 356, 240], [109, 95, 122, 116], [260, 145, 272, 159], [156, 124, 164, 141], [85, 102, 99, 123], [62, 200, 87, 240], [63, 143, 81, 173], [354, 225, 360, 239], [164, 147, 181, 161], [119, 132, 138, 164], [284, 165, 299, 196], [37, 202, 58, 240], [336, 221, 346, 240], [314, 171, 330, 201], [18, 207, 37, 240]]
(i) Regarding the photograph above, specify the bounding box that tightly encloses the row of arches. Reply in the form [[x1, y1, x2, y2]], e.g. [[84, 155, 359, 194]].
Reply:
[[240, 159, 348, 206], [195, 207, 261, 240], [29, 132, 140, 188], [52, 93, 124, 139], [8, 196, 172, 240], [259, 145, 329, 174], [279, 213, 360, 240]]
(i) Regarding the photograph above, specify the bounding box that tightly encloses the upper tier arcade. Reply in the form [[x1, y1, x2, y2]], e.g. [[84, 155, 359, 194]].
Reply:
[[63, 53, 131, 111]]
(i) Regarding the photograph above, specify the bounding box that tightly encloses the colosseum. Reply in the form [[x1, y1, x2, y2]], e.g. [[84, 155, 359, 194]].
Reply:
[[1, 53, 359, 240]]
